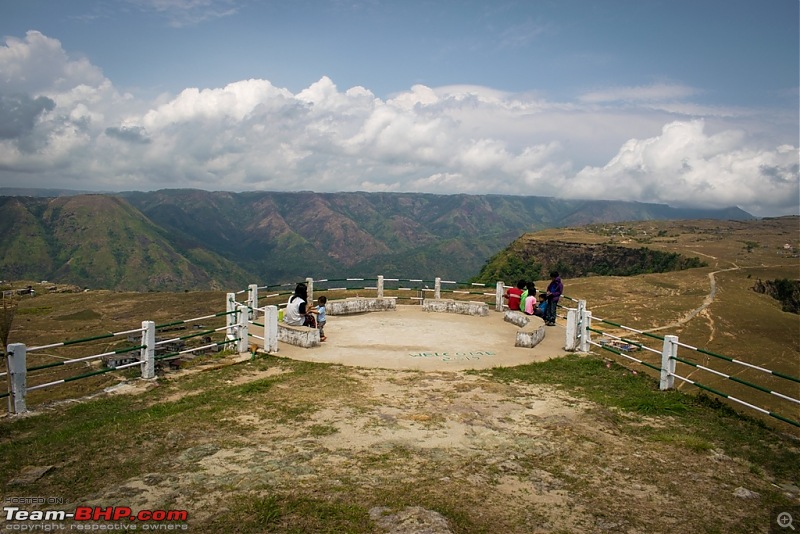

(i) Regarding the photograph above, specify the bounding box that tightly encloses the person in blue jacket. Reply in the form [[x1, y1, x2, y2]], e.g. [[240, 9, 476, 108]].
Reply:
[[544, 271, 563, 326]]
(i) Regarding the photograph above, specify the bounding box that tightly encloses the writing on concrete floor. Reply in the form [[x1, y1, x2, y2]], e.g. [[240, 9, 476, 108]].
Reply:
[[409, 351, 496, 361]]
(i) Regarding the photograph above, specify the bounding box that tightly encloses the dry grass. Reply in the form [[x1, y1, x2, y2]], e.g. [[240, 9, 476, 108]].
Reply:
[[0, 217, 798, 533]]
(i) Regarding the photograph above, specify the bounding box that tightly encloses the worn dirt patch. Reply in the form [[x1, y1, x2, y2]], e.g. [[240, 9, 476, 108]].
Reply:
[[73, 364, 786, 533]]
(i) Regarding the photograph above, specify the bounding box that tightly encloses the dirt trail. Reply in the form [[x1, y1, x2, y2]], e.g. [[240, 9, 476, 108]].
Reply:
[[645, 261, 739, 334]]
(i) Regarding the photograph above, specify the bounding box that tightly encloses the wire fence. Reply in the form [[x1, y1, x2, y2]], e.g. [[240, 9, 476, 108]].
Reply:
[[5, 276, 797, 429], [571, 301, 799, 428]]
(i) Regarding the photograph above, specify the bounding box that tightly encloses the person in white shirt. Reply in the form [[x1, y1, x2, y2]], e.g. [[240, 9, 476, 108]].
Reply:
[[283, 283, 316, 328]]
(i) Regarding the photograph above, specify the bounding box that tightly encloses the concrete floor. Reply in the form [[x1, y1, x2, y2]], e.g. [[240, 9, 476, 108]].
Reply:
[[273, 305, 571, 371]]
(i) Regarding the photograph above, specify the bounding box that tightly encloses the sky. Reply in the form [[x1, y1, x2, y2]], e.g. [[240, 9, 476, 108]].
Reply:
[[0, 0, 798, 217]]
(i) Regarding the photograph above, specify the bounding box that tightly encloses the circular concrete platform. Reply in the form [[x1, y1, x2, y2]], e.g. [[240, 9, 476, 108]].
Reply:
[[274, 305, 570, 371]]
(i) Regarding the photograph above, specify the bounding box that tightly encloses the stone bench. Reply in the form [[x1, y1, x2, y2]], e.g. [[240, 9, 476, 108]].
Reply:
[[422, 298, 488, 316], [326, 297, 396, 315], [278, 323, 320, 348], [503, 310, 546, 348]]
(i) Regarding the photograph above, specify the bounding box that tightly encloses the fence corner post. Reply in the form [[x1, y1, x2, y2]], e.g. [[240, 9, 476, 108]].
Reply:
[[140, 321, 155, 379], [6, 343, 27, 414], [434, 277, 441, 300], [377, 275, 384, 299], [495, 281, 505, 312], [265, 305, 278, 353], [226, 292, 237, 343], [247, 284, 258, 320], [579, 310, 592, 353], [237, 305, 249, 354], [565, 308, 578, 351], [660, 335, 678, 390]]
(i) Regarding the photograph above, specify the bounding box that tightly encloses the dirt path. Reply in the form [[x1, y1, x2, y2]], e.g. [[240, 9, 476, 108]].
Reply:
[[645, 263, 740, 334]]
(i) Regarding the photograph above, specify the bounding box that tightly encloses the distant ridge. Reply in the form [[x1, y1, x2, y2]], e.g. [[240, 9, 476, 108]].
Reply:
[[0, 189, 756, 290], [0, 187, 99, 198]]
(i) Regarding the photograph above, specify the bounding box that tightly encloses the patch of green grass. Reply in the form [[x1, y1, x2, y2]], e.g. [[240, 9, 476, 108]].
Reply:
[[649, 432, 714, 451], [308, 424, 338, 437], [203, 493, 371, 534], [55, 309, 101, 321], [230, 378, 274, 396], [270, 403, 319, 423], [474, 354, 800, 481], [15, 306, 52, 316], [478, 354, 693, 416]]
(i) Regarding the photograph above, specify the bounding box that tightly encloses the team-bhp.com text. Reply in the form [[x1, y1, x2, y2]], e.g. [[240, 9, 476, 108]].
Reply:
[[3, 506, 188, 531]]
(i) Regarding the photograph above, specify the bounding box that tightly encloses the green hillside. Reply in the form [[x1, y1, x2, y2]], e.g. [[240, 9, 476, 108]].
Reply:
[[0, 189, 756, 290]]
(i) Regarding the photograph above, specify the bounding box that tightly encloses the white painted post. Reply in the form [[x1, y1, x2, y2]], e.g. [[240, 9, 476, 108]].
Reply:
[[495, 281, 505, 312], [570, 300, 588, 352], [377, 275, 384, 299], [237, 305, 249, 354], [306, 277, 314, 306], [565, 308, 579, 351], [140, 321, 155, 379], [6, 343, 27, 414], [264, 305, 278, 353], [579, 310, 592, 353], [247, 284, 258, 320], [660, 335, 678, 390], [434, 277, 441, 300], [226, 293, 237, 341]]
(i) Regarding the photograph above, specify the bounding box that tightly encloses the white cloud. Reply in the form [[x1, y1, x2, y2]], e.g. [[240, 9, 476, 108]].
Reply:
[[0, 31, 797, 217], [579, 83, 700, 104], [0, 31, 107, 94], [129, 0, 240, 27], [568, 121, 799, 216]]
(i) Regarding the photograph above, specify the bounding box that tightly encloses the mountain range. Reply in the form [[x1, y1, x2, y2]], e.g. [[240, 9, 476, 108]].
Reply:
[[0, 188, 754, 291]]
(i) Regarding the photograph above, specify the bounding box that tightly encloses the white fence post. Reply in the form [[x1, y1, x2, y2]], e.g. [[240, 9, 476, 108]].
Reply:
[[495, 281, 505, 312], [247, 284, 258, 320], [565, 308, 579, 351], [660, 335, 678, 390], [434, 277, 441, 300], [140, 321, 155, 379], [306, 277, 314, 306], [226, 292, 237, 343], [377, 275, 384, 299], [579, 310, 592, 353], [237, 305, 249, 354], [264, 305, 278, 353], [6, 343, 27, 414]]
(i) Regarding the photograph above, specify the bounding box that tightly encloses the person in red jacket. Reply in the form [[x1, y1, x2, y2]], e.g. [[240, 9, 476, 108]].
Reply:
[[503, 279, 526, 311]]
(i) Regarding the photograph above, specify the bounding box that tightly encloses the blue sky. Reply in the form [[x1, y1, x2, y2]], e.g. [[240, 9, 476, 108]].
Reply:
[[0, 0, 798, 216]]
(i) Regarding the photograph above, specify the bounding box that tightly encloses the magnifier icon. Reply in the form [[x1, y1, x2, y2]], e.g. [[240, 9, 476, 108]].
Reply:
[[778, 512, 796, 530]]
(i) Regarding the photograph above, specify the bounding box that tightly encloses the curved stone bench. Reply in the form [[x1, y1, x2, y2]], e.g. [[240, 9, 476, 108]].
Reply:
[[503, 310, 547, 348], [326, 297, 397, 315], [278, 323, 320, 348], [422, 298, 488, 316]]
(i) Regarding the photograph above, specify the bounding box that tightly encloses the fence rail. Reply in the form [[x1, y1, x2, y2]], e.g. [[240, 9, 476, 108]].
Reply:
[[5, 276, 798, 429], [567, 299, 799, 428]]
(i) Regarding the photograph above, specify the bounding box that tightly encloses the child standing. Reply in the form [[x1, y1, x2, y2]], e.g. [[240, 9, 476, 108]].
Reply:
[[313, 296, 327, 341]]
